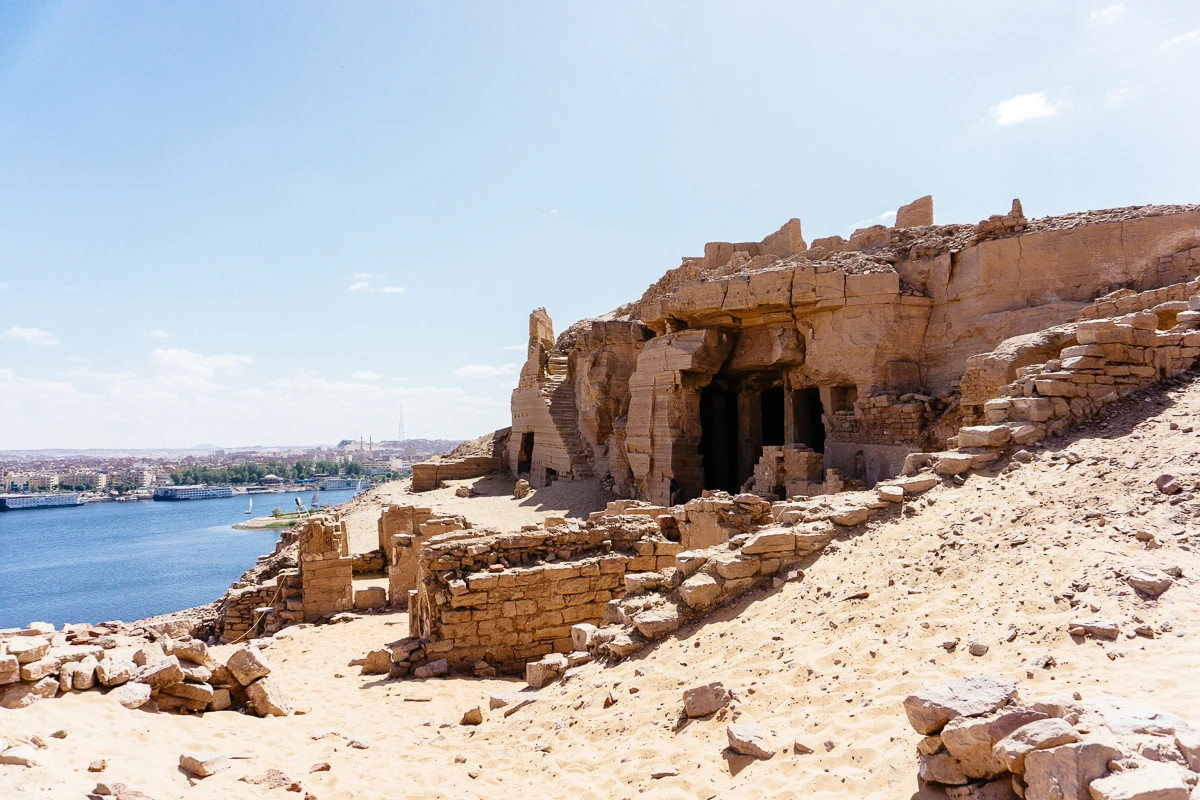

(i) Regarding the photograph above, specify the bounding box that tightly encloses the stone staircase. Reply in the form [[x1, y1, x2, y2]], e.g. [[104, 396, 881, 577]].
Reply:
[[542, 352, 593, 478]]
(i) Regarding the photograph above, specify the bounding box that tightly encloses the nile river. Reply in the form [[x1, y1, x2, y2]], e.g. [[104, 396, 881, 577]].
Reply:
[[0, 489, 356, 628]]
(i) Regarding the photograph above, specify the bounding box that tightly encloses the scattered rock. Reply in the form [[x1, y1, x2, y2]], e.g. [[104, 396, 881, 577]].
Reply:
[[240, 770, 291, 789], [941, 710, 1048, 779], [89, 759, 107, 772], [525, 654, 567, 689], [683, 682, 731, 718], [461, 706, 483, 726], [0, 745, 40, 767], [246, 677, 292, 717], [134, 655, 183, 688], [1155, 474, 1182, 495], [179, 752, 230, 778], [226, 645, 272, 685], [793, 741, 814, 755], [904, 676, 1018, 735], [310, 762, 332, 773], [96, 659, 136, 687], [360, 649, 392, 675], [1068, 617, 1120, 640], [968, 641, 989, 657], [1126, 569, 1173, 598], [726, 723, 775, 759], [414, 659, 449, 679], [111, 682, 152, 709], [348, 739, 371, 749]]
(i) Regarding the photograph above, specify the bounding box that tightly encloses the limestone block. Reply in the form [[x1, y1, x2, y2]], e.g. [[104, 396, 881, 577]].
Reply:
[[135, 655, 182, 689], [19, 657, 60, 682], [741, 530, 797, 554], [0, 654, 18, 685], [941, 710, 1048, 779], [904, 676, 1018, 735], [1022, 742, 1121, 800], [179, 752, 230, 778], [919, 751, 970, 785], [934, 454, 976, 476], [96, 659, 136, 687], [679, 573, 722, 610], [110, 682, 152, 709], [246, 677, 291, 717], [632, 603, 682, 640], [72, 656, 99, 690], [226, 645, 272, 685], [354, 586, 387, 610], [1086, 762, 1188, 800], [958, 426, 1013, 448], [829, 506, 871, 526], [7, 637, 49, 664], [162, 681, 215, 705], [683, 682, 731, 718], [992, 718, 1082, 774]]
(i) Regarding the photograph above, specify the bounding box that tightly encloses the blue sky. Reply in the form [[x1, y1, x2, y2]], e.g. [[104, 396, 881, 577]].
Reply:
[[1, 1, 1198, 449]]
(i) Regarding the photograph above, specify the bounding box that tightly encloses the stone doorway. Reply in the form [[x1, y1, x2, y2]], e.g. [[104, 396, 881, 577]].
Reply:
[[792, 387, 825, 453], [517, 432, 534, 474], [699, 383, 739, 494]]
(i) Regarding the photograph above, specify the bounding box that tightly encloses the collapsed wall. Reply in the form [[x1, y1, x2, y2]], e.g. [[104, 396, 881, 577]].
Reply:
[[506, 199, 1200, 505]]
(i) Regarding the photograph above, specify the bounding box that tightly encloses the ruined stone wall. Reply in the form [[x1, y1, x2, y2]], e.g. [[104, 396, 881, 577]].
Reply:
[[298, 516, 353, 622], [410, 456, 503, 492], [409, 515, 664, 673], [508, 202, 1200, 502], [219, 569, 301, 642]]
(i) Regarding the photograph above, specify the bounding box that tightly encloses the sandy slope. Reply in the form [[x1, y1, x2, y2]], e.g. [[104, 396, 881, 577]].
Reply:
[[2, 379, 1198, 799]]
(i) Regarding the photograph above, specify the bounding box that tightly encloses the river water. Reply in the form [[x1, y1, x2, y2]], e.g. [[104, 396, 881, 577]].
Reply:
[[0, 489, 357, 628]]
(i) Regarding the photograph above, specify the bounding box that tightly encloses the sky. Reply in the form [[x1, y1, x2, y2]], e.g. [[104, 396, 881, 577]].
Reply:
[[1, 1, 1199, 450]]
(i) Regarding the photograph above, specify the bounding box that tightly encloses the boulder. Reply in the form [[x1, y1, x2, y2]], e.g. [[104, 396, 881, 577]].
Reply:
[[134, 655, 182, 689], [246, 677, 291, 717], [935, 453, 976, 476], [167, 639, 208, 666], [678, 573, 722, 611], [73, 656, 99, 690], [993, 718, 1083, 774], [226, 645, 272, 685], [571, 624, 599, 652], [7, 637, 50, 664], [414, 658, 449, 679], [1126, 570, 1173, 598], [461, 706, 483, 726], [525, 654, 568, 689], [741, 530, 797, 554], [0, 654, 18, 685], [179, 752, 230, 778], [919, 751, 970, 785], [876, 485, 905, 503], [1086, 761, 1189, 800], [829, 506, 871, 526], [904, 676, 1018, 735], [941, 710, 1048, 778], [20, 656, 62, 682], [1022, 742, 1121, 800], [360, 649, 392, 675], [632, 604, 682, 640], [110, 682, 152, 709], [726, 723, 775, 759], [96, 659, 136, 687], [0, 744, 41, 767], [1069, 618, 1119, 640], [210, 688, 231, 711], [958, 426, 1013, 448], [133, 644, 166, 667], [683, 682, 730, 718], [161, 681, 215, 705], [0, 676, 59, 709]]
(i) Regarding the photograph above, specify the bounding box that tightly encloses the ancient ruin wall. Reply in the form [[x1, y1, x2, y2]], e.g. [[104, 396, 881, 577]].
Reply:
[[298, 515, 354, 622], [507, 201, 1200, 503]]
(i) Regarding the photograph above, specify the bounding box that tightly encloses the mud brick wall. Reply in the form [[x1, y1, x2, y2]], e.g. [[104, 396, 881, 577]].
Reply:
[[410, 516, 662, 674]]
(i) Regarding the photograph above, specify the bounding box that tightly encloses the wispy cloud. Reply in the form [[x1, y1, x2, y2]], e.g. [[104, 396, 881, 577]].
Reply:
[[347, 273, 406, 294], [0, 282, 8, 290], [4, 327, 60, 346], [1159, 30, 1199, 50], [149, 348, 253, 379], [150, 329, 170, 339], [993, 92, 1060, 126], [454, 363, 519, 378], [1089, 3, 1123, 24], [351, 370, 381, 381], [1104, 81, 1131, 105], [498, 344, 526, 352], [542, 209, 560, 219], [844, 210, 896, 237]]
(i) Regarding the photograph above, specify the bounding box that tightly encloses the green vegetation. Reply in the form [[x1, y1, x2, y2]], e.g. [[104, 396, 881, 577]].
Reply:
[[172, 458, 356, 486]]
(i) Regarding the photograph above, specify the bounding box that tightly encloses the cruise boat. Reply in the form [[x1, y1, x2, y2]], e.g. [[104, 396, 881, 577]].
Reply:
[[152, 485, 236, 501], [0, 493, 85, 511]]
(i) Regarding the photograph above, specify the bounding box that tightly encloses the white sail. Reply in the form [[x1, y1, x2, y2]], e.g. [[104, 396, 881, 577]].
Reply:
[[245, 497, 253, 515]]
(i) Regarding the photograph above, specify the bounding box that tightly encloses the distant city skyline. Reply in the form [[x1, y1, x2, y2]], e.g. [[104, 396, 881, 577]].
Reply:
[[2, 2, 1199, 448]]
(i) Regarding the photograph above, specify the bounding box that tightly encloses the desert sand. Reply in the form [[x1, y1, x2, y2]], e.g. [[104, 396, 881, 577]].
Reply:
[[2, 380, 1199, 799]]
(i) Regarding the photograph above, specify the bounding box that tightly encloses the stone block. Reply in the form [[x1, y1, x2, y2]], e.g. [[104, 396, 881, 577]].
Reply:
[[1022, 742, 1121, 800], [353, 586, 387, 610], [246, 677, 291, 717], [226, 645, 272, 685], [904, 676, 1018, 735]]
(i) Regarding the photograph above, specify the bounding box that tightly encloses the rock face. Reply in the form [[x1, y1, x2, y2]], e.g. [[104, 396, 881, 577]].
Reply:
[[904, 676, 1018, 735]]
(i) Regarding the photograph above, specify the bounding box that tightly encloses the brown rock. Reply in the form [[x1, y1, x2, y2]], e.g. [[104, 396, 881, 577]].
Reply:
[[683, 682, 731, 718], [246, 677, 292, 717], [904, 676, 1018, 735], [134, 655, 182, 689], [993, 718, 1083, 774], [1022, 742, 1121, 800], [226, 645, 272, 685], [726, 723, 775, 759], [179, 751, 230, 778], [941, 710, 1048, 779], [461, 706, 484, 726]]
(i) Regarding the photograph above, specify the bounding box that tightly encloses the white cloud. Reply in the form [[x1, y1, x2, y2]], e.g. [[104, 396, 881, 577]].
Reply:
[[347, 273, 406, 294], [347, 280, 370, 292], [843, 210, 897, 237], [542, 209, 560, 218], [454, 363, 519, 378], [0, 282, 8, 290], [149, 348, 253, 379], [993, 92, 1060, 126], [4, 327, 60, 346], [1104, 81, 1131, 105], [353, 272, 382, 280], [351, 370, 381, 381], [1159, 30, 1199, 50], [1089, 3, 1123, 24], [498, 344, 526, 351], [150, 329, 170, 339], [381, 286, 406, 294]]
